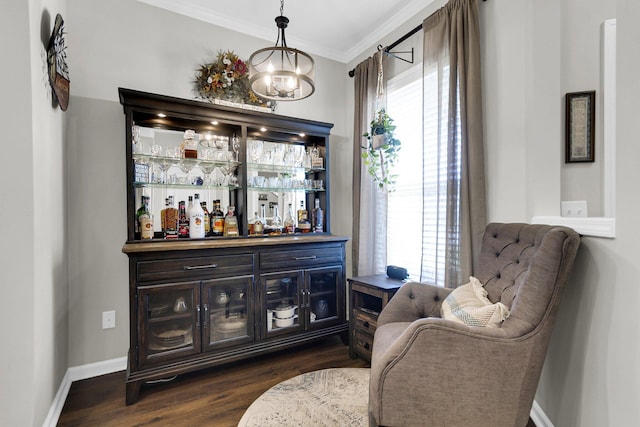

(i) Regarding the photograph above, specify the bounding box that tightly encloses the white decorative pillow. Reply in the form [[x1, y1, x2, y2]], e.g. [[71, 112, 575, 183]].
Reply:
[[440, 276, 510, 328]]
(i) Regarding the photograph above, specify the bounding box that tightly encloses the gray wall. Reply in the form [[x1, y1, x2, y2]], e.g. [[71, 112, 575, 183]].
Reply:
[[3, 0, 639, 425], [65, 0, 351, 366], [1, 0, 69, 425]]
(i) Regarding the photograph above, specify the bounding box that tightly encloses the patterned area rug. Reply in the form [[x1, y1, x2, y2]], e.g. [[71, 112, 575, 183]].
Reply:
[[238, 368, 370, 426]]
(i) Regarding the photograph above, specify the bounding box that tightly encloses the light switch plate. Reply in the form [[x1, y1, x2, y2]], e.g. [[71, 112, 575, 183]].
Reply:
[[561, 201, 588, 218], [102, 311, 116, 329]]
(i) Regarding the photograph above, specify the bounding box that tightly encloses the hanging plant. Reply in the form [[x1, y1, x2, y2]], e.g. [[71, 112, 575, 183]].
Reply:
[[362, 109, 401, 191]]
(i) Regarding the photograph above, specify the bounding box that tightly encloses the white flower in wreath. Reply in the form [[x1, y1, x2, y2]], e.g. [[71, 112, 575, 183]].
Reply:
[[223, 57, 231, 65], [207, 76, 213, 84]]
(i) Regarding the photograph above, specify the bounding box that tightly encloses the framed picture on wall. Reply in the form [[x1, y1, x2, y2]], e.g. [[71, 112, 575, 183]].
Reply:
[[565, 91, 595, 163]]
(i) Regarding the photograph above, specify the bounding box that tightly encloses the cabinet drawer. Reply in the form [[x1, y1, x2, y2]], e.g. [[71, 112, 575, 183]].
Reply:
[[260, 245, 343, 271], [353, 330, 374, 360], [353, 307, 378, 334], [137, 254, 254, 283]]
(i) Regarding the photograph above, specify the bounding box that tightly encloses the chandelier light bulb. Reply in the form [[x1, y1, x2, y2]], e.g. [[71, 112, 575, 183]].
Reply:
[[247, 0, 315, 101]]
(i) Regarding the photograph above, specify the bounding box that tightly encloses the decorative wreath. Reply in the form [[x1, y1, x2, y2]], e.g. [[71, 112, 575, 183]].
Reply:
[[194, 50, 273, 109]]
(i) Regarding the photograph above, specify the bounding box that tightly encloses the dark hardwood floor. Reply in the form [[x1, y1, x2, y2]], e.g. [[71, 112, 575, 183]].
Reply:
[[58, 336, 537, 426], [57, 337, 368, 426]]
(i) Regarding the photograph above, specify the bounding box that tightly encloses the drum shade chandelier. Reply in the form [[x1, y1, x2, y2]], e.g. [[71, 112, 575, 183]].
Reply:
[[248, 0, 315, 101]]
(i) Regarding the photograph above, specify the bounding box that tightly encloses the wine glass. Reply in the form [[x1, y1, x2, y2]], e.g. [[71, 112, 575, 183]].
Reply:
[[231, 134, 241, 162], [248, 140, 263, 164]]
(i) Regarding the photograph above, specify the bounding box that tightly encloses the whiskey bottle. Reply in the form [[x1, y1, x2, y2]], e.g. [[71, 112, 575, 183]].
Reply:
[[180, 129, 198, 159], [271, 204, 282, 235], [254, 204, 266, 235], [223, 206, 239, 237], [311, 198, 323, 233], [284, 203, 295, 234], [189, 194, 206, 239], [297, 200, 311, 233], [178, 200, 189, 238], [210, 199, 225, 236], [164, 196, 179, 239]]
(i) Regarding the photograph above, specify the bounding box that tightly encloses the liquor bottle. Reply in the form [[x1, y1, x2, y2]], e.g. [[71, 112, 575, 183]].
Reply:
[[139, 197, 154, 240], [189, 194, 206, 238], [312, 198, 323, 233], [271, 204, 282, 235], [180, 129, 198, 159], [178, 200, 189, 238], [284, 203, 295, 234], [135, 195, 150, 239], [210, 199, 225, 237], [248, 211, 258, 236], [164, 196, 179, 239], [254, 204, 266, 235], [160, 198, 169, 235], [223, 206, 239, 237], [201, 200, 210, 236], [297, 200, 311, 233]]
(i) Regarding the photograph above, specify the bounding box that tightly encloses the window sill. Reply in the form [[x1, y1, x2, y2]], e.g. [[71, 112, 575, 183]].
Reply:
[[531, 216, 615, 238]]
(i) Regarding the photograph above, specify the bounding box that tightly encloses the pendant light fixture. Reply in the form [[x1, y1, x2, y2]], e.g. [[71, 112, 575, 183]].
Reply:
[[248, 0, 315, 101]]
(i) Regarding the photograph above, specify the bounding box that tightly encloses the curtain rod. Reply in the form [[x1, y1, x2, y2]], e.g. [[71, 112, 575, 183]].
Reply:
[[348, 0, 487, 77]]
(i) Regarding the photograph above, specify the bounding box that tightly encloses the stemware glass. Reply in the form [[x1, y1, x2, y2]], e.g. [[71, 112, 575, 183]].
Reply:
[[248, 140, 264, 164]]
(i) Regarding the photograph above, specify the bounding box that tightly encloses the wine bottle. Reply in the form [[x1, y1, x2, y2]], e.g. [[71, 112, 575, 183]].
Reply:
[[139, 197, 154, 240], [178, 200, 189, 238], [201, 200, 210, 236], [135, 195, 150, 239]]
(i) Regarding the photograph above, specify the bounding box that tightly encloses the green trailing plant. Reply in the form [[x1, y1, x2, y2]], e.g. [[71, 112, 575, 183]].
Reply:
[[362, 109, 401, 191]]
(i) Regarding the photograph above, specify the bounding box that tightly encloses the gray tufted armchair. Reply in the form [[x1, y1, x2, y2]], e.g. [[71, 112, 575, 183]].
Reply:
[[368, 223, 580, 427]]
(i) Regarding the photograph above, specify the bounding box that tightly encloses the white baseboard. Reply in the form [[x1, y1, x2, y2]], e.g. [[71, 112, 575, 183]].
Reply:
[[530, 400, 554, 427], [42, 356, 127, 427]]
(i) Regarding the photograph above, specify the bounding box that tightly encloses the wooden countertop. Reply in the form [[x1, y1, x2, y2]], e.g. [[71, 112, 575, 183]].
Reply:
[[122, 234, 349, 254]]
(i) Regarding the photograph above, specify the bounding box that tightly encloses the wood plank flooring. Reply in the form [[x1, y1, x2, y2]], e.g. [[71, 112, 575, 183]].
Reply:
[[58, 336, 536, 426], [57, 337, 368, 426]]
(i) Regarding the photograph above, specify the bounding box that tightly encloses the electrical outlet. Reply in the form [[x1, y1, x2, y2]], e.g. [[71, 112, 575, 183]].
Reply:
[[102, 311, 116, 329], [561, 201, 588, 218]]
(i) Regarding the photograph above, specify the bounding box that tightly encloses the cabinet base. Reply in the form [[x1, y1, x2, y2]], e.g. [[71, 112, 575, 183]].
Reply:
[[126, 323, 348, 404]]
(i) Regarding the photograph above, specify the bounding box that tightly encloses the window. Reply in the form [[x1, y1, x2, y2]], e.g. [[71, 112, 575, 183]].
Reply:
[[386, 65, 461, 286]]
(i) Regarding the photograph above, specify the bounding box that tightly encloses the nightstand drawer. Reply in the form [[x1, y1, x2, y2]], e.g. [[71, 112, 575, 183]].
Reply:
[[353, 307, 378, 334], [353, 330, 374, 360]]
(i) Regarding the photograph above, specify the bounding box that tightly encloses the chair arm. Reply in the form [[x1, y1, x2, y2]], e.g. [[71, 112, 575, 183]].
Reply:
[[377, 282, 453, 327], [370, 319, 530, 427]]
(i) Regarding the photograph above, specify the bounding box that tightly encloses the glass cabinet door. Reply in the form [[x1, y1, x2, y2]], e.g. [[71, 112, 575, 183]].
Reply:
[[138, 281, 200, 367], [307, 266, 343, 328], [203, 276, 254, 351], [262, 271, 304, 336]]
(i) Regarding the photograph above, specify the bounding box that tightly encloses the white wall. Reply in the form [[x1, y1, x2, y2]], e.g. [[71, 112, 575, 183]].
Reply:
[[481, 0, 639, 425], [0, 0, 68, 425], [65, 0, 350, 365]]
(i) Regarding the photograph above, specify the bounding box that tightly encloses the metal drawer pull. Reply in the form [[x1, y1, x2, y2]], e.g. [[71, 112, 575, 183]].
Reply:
[[293, 256, 317, 260], [363, 321, 370, 328], [184, 264, 218, 270], [364, 343, 370, 350]]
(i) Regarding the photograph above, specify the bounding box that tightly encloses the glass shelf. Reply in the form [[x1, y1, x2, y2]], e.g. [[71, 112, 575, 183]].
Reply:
[[133, 153, 241, 169], [246, 162, 324, 174], [134, 182, 241, 190], [247, 186, 324, 193]]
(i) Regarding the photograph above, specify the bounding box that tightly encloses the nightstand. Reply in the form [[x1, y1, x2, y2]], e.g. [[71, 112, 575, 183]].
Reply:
[[348, 274, 404, 361]]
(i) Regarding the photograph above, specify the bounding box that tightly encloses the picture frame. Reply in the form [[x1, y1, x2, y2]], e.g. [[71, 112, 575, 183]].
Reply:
[[565, 91, 595, 163]]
